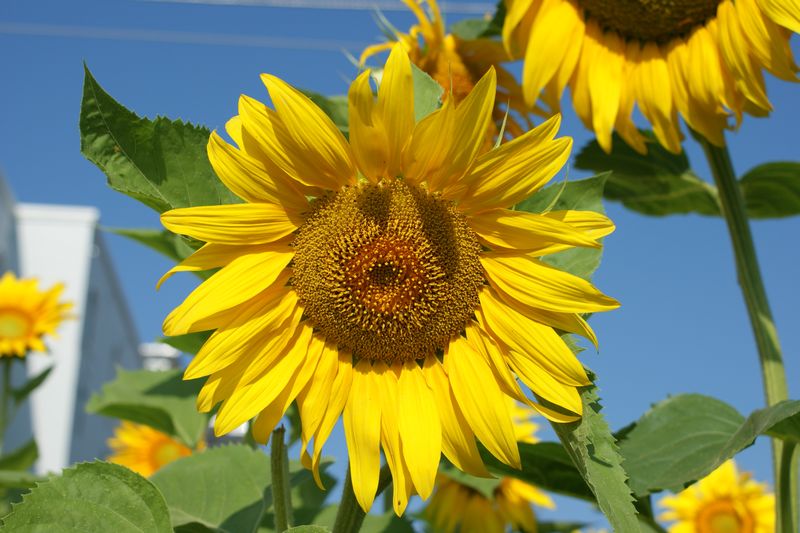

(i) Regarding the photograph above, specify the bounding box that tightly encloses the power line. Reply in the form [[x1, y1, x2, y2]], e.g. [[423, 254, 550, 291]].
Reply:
[[0, 21, 368, 50], [141, 0, 495, 14]]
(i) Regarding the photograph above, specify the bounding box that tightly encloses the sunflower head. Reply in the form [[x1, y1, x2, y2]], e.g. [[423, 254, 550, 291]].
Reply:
[[159, 43, 617, 515], [503, 0, 799, 153], [0, 271, 72, 358], [107, 421, 202, 478], [361, 0, 537, 138], [659, 459, 775, 533]]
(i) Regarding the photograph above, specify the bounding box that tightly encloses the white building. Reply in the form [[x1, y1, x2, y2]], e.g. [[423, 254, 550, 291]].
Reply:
[[2, 176, 143, 475]]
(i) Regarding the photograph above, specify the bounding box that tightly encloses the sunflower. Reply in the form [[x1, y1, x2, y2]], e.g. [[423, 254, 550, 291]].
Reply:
[[0, 271, 72, 358], [361, 0, 536, 139], [502, 0, 799, 153], [159, 43, 618, 515], [107, 421, 202, 477], [659, 460, 775, 533], [423, 402, 554, 533]]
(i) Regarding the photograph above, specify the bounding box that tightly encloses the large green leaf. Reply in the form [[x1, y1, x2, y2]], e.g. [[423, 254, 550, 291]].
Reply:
[[86, 368, 208, 448], [619, 395, 800, 496], [481, 441, 592, 501], [552, 386, 640, 532], [411, 63, 443, 123], [575, 132, 721, 217], [109, 228, 200, 264], [80, 66, 240, 214], [0, 462, 172, 532], [740, 162, 800, 218], [150, 445, 270, 533], [517, 173, 611, 280]]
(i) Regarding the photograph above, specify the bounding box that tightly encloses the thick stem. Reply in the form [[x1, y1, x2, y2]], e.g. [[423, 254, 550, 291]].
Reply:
[[270, 426, 293, 532], [695, 133, 795, 531], [332, 463, 392, 533], [0, 358, 12, 455], [779, 444, 797, 533]]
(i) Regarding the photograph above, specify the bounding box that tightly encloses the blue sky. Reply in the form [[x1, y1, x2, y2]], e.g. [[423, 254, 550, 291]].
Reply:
[[2, 0, 799, 528]]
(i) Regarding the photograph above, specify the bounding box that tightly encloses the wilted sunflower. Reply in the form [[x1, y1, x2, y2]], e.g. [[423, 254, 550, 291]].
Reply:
[[160, 44, 617, 514], [361, 0, 535, 139], [107, 421, 201, 477], [659, 459, 774, 532], [503, 0, 799, 153], [0, 271, 72, 357], [423, 402, 554, 533]]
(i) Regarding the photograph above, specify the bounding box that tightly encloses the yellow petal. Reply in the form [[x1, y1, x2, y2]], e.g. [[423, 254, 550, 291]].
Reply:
[[466, 322, 526, 401], [481, 253, 619, 314], [343, 359, 382, 512], [377, 44, 415, 178], [375, 362, 413, 516], [738, 0, 798, 81], [469, 208, 601, 252], [157, 242, 267, 290], [758, 0, 800, 33], [297, 340, 339, 478], [403, 99, 456, 185], [503, 0, 538, 58], [533, 210, 615, 255], [477, 285, 591, 386], [398, 361, 440, 500], [161, 203, 300, 245], [421, 357, 490, 477], [445, 336, 520, 469], [262, 74, 358, 188], [634, 42, 682, 154], [207, 131, 308, 212], [503, 347, 583, 417], [459, 115, 570, 211], [348, 70, 389, 182], [163, 246, 293, 335], [588, 25, 624, 153]]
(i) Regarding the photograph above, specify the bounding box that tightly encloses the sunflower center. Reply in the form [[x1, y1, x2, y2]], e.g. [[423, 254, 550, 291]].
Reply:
[[0, 310, 31, 340], [696, 499, 754, 533], [291, 180, 483, 362], [578, 0, 722, 42]]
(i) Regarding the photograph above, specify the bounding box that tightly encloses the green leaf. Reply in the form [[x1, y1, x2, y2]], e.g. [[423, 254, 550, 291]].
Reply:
[[411, 63, 443, 123], [150, 445, 271, 533], [109, 228, 200, 264], [440, 464, 501, 498], [80, 65, 240, 214], [285, 527, 330, 533], [763, 401, 800, 443], [574, 132, 721, 216], [302, 91, 349, 137], [0, 440, 37, 472], [0, 470, 43, 489], [0, 462, 172, 532], [517, 173, 611, 280], [160, 331, 212, 355], [481, 441, 592, 501], [740, 162, 800, 218], [11, 367, 52, 406], [86, 368, 208, 448], [618, 394, 772, 497], [449, 1, 505, 39], [552, 385, 640, 532]]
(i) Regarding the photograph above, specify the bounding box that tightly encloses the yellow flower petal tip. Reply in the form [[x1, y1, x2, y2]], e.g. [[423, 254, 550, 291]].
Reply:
[[504, 0, 800, 152], [106, 421, 203, 477], [659, 459, 774, 532], [0, 271, 72, 358], [160, 44, 617, 515]]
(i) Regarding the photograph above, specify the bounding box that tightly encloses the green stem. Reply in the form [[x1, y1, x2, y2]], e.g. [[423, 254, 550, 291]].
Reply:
[[270, 426, 293, 532], [332, 463, 392, 533], [695, 133, 795, 531], [0, 358, 12, 455], [779, 443, 797, 533]]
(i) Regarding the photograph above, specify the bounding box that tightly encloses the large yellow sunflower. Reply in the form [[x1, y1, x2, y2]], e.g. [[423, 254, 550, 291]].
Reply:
[[159, 44, 618, 515], [0, 271, 72, 358], [107, 421, 202, 477], [503, 0, 799, 153], [361, 0, 536, 139], [423, 402, 554, 533], [659, 460, 774, 532]]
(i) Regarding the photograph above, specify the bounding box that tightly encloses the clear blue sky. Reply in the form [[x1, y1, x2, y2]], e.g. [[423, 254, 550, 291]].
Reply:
[[2, 0, 799, 528]]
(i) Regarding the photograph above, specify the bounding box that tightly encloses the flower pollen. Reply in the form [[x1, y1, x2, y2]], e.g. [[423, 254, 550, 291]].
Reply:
[[292, 179, 483, 362]]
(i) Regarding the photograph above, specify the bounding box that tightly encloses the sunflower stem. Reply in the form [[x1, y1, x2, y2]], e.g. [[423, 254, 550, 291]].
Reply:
[[0, 358, 12, 455], [270, 425, 293, 532], [332, 463, 392, 533], [695, 133, 796, 532], [779, 443, 798, 533]]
